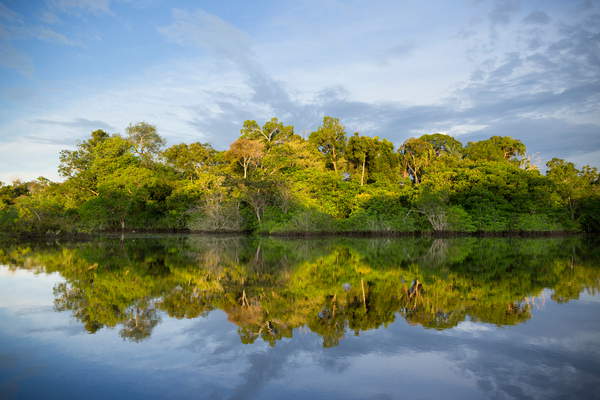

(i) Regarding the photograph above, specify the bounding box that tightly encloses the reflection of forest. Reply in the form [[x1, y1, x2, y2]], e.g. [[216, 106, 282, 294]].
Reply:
[[1, 236, 599, 346]]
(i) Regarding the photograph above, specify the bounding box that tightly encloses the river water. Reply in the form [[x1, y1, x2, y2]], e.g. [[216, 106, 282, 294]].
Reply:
[[1, 235, 599, 399]]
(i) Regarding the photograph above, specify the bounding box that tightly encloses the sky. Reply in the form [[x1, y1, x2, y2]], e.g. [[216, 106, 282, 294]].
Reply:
[[0, 0, 599, 183]]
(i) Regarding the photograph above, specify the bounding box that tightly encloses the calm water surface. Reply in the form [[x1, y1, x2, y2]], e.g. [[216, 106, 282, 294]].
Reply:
[[1, 235, 599, 399]]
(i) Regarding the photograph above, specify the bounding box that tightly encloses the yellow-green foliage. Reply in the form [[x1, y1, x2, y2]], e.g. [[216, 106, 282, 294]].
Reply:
[[1, 120, 598, 234], [2, 235, 598, 346]]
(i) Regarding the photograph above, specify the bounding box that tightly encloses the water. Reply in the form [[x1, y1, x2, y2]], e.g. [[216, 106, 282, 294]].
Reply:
[[1, 235, 599, 399]]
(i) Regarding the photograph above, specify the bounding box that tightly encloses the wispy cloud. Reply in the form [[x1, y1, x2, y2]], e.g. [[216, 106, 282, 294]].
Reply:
[[32, 26, 82, 47], [151, 4, 600, 165], [32, 117, 115, 132], [0, 3, 83, 75], [159, 9, 296, 118]]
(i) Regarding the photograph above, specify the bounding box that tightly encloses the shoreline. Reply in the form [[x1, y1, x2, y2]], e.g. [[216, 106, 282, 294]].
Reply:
[[2, 229, 592, 240]]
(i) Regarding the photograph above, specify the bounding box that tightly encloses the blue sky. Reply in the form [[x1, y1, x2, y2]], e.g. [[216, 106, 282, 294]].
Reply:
[[0, 0, 599, 182]]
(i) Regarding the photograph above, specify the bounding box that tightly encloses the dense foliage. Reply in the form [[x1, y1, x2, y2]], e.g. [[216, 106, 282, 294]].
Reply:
[[1, 117, 599, 234], [1, 236, 598, 345]]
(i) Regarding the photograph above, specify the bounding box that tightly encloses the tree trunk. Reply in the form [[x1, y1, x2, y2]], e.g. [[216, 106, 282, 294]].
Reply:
[[568, 197, 575, 220], [332, 147, 338, 172], [360, 155, 366, 186], [361, 279, 367, 312], [255, 208, 261, 223]]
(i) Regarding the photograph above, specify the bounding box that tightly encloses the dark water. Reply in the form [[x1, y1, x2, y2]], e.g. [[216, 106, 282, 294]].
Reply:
[[1, 235, 599, 400]]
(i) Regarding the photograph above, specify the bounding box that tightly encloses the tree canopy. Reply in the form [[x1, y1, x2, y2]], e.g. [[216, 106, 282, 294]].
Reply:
[[1, 116, 598, 234]]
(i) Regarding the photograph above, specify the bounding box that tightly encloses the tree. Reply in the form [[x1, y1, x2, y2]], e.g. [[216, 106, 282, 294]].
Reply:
[[0, 180, 29, 208], [126, 122, 165, 161], [419, 133, 463, 157], [240, 118, 295, 147], [239, 179, 281, 224], [13, 178, 72, 234], [546, 158, 581, 220], [398, 138, 434, 184], [7, 114, 600, 235], [346, 133, 372, 186], [58, 129, 112, 198], [59, 131, 137, 201], [309, 116, 347, 172], [227, 139, 265, 179], [79, 163, 171, 231], [259, 136, 322, 176], [59, 129, 110, 179], [360, 136, 397, 184], [346, 134, 397, 186], [546, 158, 599, 224], [465, 136, 526, 163], [162, 142, 217, 179], [414, 190, 450, 231]]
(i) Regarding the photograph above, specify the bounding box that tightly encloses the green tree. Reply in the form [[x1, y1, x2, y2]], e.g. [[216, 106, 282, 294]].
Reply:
[[13, 178, 74, 234], [346, 133, 372, 186], [227, 138, 265, 179], [398, 138, 434, 184], [126, 122, 165, 161], [309, 116, 347, 172], [546, 158, 600, 229], [58, 129, 112, 198], [419, 133, 463, 157], [240, 118, 295, 147], [465, 136, 526, 163], [59, 129, 110, 179], [162, 142, 217, 179], [5, 115, 600, 236]]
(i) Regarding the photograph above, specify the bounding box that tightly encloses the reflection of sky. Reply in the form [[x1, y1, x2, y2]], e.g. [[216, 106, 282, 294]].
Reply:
[[1, 266, 600, 400]]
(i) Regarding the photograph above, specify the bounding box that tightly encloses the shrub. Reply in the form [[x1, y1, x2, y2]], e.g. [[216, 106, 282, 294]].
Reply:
[[514, 213, 566, 232], [266, 208, 337, 233], [447, 206, 476, 232]]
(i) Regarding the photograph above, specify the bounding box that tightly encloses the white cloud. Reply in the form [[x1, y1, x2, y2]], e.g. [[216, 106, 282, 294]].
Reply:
[[159, 9, 295, 117], [33, 26, 82, 47], [445, 124, 491, 136], [0, 3, 82, 76], [452, 321, 494, 333]]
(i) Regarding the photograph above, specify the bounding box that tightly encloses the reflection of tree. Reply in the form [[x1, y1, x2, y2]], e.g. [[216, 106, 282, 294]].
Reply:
[[2, 236, 599, 346], [54, 282, 104, 333], [159, 285, 212, 319], [119, 301, 160, 342], [309, 295, 346, 348], [422, 239, 449, 266]]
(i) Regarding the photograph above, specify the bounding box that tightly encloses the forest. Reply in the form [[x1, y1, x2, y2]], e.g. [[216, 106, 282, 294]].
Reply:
[[1, 116, 599, 235]]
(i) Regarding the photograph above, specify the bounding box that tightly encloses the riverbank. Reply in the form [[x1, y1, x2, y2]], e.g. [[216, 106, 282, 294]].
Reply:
[[3, 228, 591, 241]]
